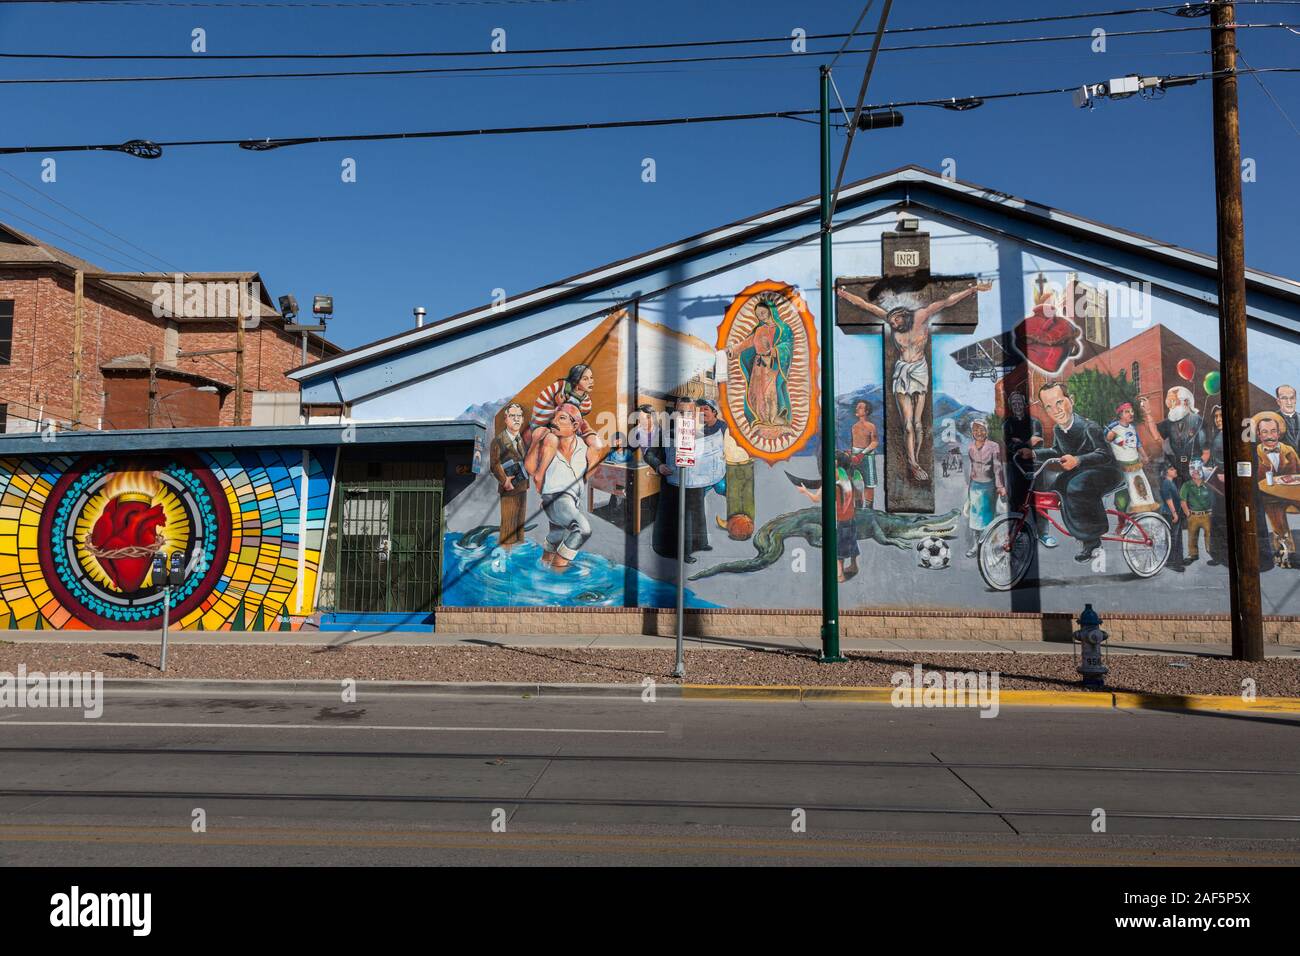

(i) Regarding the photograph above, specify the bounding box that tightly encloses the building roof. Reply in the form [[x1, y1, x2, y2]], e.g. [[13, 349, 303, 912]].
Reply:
[[99, 354, 233, 391], [290, 164, 1300, 387], [0, 220, 339, 353], [0, 419, 483, 456]]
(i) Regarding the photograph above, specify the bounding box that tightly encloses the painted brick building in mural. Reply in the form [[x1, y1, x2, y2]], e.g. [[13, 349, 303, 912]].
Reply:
[[0, 220, 337, 432]]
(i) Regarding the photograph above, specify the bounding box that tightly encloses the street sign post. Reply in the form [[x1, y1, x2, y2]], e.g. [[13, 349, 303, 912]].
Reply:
[[673, 414, 696, 679]]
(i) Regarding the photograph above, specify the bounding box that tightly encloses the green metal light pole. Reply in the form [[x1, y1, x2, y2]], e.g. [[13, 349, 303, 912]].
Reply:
[[818, 65, 845, 663]]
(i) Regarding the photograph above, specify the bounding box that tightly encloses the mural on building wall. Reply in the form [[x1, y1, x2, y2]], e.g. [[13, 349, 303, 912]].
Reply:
[[438, 216, 1300, 616], [0, 449, 331, 630]]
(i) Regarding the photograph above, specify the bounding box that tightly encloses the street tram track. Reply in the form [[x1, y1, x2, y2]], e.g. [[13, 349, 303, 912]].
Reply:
[[0, 744, 1296, 776], [2, 787, 1298, 824]]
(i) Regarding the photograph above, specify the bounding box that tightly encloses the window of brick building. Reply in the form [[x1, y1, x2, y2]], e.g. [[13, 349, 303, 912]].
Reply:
[[0, 404, 7, 433], [0, 300, 12, 365]]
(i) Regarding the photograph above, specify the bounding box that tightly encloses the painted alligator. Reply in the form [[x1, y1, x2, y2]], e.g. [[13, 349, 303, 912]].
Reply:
[[688, 506, 959, 580], [456, 523, 538, 548]]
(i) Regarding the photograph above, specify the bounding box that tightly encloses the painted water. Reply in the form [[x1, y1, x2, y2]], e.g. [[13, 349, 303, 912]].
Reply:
[[440, 532, 720, 608]]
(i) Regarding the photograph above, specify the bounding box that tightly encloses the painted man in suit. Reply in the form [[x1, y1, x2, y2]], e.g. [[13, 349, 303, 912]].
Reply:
[[1255, 411, 1300, 562], [490, 402, 529, 548], [1276, 384, 1300, 453], [1027, 381, 1123, 562]]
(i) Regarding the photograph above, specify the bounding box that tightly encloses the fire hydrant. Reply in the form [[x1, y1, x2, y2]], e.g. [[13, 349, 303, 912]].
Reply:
[[1073, 603, 1109, 688]]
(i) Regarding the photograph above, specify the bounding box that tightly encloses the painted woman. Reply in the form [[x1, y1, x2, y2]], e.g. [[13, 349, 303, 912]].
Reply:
[[727, 299, 793, 429], [529, 364, 595, 448], [964, 419, 1005, 558]]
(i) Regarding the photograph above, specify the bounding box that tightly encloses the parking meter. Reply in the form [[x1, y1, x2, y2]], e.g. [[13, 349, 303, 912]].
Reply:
[[168, 551, 185, 587], [156, 551, 185, 673]]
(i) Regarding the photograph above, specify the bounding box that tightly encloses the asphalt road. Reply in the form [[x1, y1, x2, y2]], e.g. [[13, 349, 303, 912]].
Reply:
[[1, 688, 1298, 865]]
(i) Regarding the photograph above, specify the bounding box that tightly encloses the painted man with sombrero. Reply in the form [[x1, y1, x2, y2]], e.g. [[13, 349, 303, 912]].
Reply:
[[1253, 409, 1300, 563]]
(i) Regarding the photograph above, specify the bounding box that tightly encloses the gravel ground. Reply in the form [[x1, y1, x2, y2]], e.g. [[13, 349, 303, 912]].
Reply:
[[1, 642, 1298, 696]]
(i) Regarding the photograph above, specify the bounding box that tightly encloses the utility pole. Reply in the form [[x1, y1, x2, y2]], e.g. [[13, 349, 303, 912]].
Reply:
[[147, 345, 158, 428], [818, 65, 844, 663], [91, 271, 257, 430], [1211, 2, 1264, 662], [71, 269, 84, 430]]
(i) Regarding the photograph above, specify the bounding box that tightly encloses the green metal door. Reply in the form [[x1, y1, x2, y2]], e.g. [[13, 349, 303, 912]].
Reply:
[[324, 481, 443, 613]]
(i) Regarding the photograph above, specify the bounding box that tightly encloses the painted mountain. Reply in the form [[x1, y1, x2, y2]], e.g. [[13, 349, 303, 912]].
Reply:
[[459, 397, 512, 426], [802, 383, 990, 457]]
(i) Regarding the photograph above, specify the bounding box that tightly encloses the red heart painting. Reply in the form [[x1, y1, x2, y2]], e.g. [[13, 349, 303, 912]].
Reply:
[[89, 497, 167, 593], [1013, 304, 1082, 375]]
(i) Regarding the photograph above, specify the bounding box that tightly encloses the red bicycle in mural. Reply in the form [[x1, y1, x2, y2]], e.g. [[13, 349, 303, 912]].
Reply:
[[977, 458, 1172, 591]]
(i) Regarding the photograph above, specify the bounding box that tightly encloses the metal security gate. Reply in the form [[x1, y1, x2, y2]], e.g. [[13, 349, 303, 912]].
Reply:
[[322, 481, 443, 614]]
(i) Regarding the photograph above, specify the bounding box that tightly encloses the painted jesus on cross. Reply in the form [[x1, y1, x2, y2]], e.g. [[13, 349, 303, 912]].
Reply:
[[837, 280, 992, 481]]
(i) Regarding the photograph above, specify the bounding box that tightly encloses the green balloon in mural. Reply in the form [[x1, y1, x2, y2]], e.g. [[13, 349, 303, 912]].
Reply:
[[1204, 370, 1221, 395]]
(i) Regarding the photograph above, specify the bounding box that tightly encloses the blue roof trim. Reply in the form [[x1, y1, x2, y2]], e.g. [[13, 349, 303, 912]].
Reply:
[[0, 420, 484, 457], [291, 166, 1300, 396], [905, 188, 1300, 336], [299, 189, 907, 406]]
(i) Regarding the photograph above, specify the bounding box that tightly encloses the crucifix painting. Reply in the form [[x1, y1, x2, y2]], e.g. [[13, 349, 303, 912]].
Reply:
[[836, 226, 990, 513]]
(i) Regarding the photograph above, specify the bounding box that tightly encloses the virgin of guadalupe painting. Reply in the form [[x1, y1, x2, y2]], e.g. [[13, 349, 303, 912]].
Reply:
[[717, 280, 819, 463], [734, 297, 793, 428]]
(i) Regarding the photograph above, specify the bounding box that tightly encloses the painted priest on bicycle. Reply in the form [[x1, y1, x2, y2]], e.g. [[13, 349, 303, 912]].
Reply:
[[1022, 381, 1124, 562]]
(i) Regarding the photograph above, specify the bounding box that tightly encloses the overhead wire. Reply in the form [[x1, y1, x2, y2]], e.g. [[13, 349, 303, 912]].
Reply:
[[3, 23, 1298, 83], [3, 67, 1297, 157]]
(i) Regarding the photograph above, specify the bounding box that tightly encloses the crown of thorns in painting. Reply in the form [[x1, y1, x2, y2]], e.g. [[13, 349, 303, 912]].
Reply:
[[717, 280, 819, 463], [38, 455, 231, 627]]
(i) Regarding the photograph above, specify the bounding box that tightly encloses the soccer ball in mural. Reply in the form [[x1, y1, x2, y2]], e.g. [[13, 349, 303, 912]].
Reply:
[[915, 535, 951, 570]]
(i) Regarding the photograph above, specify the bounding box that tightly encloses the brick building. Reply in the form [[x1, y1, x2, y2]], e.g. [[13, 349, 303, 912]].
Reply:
[[992, 321, 1271, 439], [0, 220, 338, 432]]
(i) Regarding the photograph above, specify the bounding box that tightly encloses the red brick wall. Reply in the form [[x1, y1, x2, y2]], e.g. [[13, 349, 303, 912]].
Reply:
[[0, 268, 311, 430], [103, 373, 225, 429]]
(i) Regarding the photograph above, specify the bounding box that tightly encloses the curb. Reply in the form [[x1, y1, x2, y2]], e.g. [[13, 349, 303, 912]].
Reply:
[[96, 681, 660, 702], [99, 678, 681, 699], [92, 679, 1300, 713], [681, 685, 1300, 713]]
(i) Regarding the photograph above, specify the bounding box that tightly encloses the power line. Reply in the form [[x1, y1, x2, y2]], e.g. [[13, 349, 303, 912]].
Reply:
[[3, 24, 1297, 84], [828, 1, 875, 71], [4, 67, 1296, 158], [1, 0, 1294, 15], [0, 203, 162, 271], [5, 6, 1300, 60], [0, 0, 581, 7], [0, 167, 179, 270], [0, 107, 820, 154], [0, 184, 164, 270], [1237, 49, 1300, 137], [832, 0, 894, 218]]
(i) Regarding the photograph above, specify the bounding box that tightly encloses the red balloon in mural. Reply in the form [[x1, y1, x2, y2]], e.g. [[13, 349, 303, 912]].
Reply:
[[1176, 359, 1195, 382]]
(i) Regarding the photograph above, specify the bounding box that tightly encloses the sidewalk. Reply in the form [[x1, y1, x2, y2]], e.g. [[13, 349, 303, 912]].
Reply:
[[1, 628, 1297, 657]]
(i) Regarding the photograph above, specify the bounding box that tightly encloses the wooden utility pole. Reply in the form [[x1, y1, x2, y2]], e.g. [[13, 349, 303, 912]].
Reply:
[[71, 269, 84, 430], [1211, 2, 1265, 662], [147, 345, 158, 428], [89, 271, 256, 428], [234, 280, 246, 426]]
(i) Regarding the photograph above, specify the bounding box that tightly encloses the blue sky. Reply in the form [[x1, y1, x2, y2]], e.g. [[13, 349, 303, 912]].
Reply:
[[2, 0, 1297, 351]]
